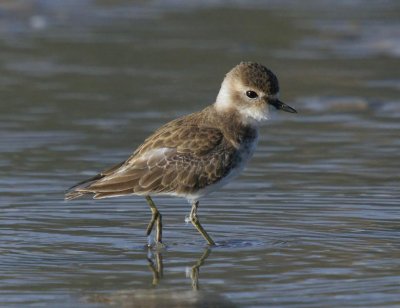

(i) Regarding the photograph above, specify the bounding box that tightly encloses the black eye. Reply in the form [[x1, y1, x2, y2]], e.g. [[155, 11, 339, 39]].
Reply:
[[246, 90, 258, 99]]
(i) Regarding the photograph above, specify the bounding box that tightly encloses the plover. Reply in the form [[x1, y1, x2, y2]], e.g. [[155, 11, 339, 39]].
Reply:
[[65, 62, 297, 246]]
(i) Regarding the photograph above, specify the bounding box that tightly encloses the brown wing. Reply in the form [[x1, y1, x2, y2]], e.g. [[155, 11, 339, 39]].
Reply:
[[132, 114, 224, 157], [66, 122, 237, 200]]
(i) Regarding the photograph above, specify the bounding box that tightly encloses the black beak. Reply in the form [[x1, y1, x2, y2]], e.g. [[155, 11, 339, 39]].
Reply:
[[269, 99, 297, 113]]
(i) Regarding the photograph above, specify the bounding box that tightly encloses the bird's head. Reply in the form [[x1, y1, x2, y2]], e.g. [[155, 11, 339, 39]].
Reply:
[[215, 62, 297, 125]]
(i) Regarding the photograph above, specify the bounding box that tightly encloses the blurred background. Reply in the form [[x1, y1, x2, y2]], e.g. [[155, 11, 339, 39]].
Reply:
[[1, 0, 399, 307]]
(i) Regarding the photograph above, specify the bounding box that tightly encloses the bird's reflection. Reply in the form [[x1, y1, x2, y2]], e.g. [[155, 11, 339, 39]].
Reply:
[[146, 248, 164, 286], [87, 247, 238, 307], [146, 247, 211, 291]]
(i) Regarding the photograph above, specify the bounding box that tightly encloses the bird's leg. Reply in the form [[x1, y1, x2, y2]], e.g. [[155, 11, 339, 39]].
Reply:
[[145, 196, 162, 243], [156, 211, 162, 244], [190, 201, 215, 246]]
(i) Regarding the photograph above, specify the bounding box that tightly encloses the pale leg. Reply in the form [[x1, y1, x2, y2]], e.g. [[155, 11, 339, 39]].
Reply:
[[190, 201, 215, 246], [145, 196, 162, 243]]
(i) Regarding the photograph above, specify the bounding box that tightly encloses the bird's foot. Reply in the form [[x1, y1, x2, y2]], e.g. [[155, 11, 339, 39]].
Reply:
[[184, 215, 191, 224], [147, 236, 165, 250]]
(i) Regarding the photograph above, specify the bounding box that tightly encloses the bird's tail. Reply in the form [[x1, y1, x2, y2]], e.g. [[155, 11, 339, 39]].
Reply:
[[64, 173, 104, 200], [64, 190, 88, 200], [65, 160, 128, 200]]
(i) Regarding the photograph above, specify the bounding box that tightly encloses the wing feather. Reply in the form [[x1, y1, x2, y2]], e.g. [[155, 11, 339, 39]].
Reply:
[[65, 116, 238, 199]]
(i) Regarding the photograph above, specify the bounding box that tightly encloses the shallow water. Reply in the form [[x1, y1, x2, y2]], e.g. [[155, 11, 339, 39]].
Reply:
[[1, 1, 400, 307]]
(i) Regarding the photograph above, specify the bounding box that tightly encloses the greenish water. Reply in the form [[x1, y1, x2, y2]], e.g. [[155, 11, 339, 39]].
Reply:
[[1, 1, 399, 307]]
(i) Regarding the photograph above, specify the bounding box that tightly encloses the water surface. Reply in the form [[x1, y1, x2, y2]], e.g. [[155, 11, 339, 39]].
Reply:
[[1, 1, 399, 307]]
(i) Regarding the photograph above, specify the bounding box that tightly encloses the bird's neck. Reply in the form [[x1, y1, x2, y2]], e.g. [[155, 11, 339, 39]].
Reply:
[[210, 105, 259, 149]]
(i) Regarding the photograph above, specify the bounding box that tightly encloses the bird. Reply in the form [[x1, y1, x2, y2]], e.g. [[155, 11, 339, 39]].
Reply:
[[65, 62, 297, 246]]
